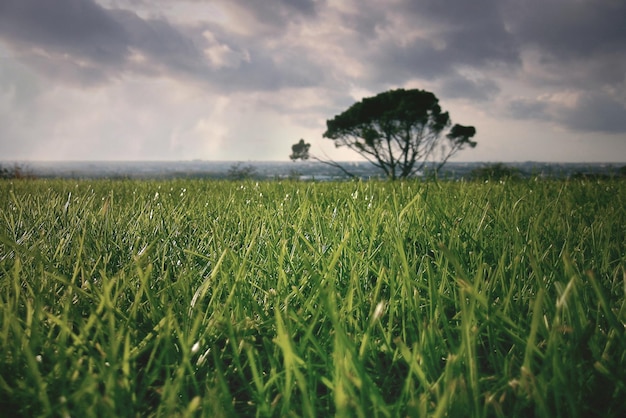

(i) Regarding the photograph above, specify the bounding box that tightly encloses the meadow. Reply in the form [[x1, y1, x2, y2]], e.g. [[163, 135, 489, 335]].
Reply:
[[0, 178, 624, 417]]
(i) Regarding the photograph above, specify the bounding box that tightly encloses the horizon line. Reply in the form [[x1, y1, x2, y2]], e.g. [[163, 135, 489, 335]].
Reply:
[[2, 159, 626, 165]]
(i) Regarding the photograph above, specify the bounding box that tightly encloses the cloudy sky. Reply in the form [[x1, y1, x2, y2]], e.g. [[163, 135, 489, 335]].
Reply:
[[1, 0, 625, 162]]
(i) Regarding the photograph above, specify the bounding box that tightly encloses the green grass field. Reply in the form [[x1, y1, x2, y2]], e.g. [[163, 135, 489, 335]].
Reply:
[[1, 178, 624, 417]]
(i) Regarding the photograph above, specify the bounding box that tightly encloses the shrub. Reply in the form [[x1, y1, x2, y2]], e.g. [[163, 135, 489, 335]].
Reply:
[[469, 163, 522, 181]]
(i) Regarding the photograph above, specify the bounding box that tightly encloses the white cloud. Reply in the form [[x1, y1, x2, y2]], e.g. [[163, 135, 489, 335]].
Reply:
[[202, 31, 250, 69]]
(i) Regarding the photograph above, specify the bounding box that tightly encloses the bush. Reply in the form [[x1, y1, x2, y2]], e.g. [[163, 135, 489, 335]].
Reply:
[[469, 163, 522, 181], [0, 163, 33, 179], [227, 162, 258, 180]]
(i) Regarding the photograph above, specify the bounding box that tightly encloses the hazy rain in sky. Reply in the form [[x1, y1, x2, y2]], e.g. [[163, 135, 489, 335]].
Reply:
[[0, 0, 625, 162]]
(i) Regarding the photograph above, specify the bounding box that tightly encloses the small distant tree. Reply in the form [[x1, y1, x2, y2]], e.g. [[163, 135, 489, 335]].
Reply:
[[290, 139, 311, 161], [0, 165, 10, 179], [469, 163, 521, 181], [227, 162, 257, 180], [291, 88, 477, 180], [0, 163, 32, 179], [290, 138, 357, 178]]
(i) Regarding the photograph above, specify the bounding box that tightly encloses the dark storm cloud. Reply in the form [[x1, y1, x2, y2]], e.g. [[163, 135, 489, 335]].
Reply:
[[507, 0, 626, 60], [505, 0, 626, 89], [507, 98, 550, 121], [336, 1, 390, 38], [439, 74, 500, 102], [508, 93, 626, 134], [353, 0, 625, 137], [111, 10, 206, 75], [0, 0, 129, 83], [0, 0, 127, 63], [401, 0, 519, 64], [347, 0, 518, 89], [0, 0, 202, 84], [228, 0, 320, 24], [0, 0, 323, 89], [501, 0, 626, 133], [560, 93, 626, 134], [185, 0, 321, 34], [208, 49, 323, 92], [295, 0, 514, 112]]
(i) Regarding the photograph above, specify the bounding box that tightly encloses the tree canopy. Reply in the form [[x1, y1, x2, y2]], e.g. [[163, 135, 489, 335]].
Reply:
[[320, 88, 476, 179], [290, 139, 310, 161]]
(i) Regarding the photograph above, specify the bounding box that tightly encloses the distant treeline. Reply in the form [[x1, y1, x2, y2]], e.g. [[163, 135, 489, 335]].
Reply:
[[1, 161, 625, 181]]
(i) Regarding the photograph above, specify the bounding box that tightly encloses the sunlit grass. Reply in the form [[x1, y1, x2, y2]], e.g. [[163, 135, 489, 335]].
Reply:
[[1, 178, 625, 417]]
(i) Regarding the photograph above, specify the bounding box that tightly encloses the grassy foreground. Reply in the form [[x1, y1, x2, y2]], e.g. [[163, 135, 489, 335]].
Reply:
[[0, 178, 624, 417]]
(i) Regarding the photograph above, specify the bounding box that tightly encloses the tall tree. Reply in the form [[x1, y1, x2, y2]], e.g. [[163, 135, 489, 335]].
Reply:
[[292, 88, 477, 180]]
